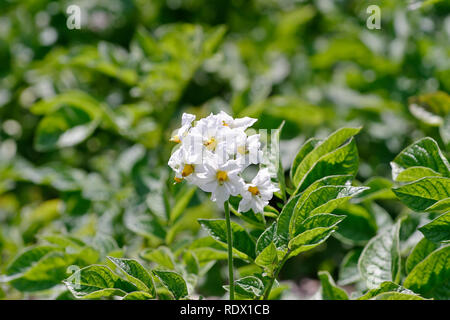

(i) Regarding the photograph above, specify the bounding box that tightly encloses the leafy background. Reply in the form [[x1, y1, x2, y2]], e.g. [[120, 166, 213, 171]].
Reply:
[[0, 0, 449, 300]]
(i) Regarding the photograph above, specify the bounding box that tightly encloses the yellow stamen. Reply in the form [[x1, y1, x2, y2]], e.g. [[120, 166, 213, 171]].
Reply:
[[216, 171, 228, 184], [174, 177, 184, 183], [182, 164, 194, 177], [204, 137, 217, 151], [222, 121, 229, 126], [248, 186, 260, 196], [170, 135, 181, 143]]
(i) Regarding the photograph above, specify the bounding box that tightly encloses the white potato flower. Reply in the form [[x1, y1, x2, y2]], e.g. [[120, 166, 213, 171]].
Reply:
[[168, 146, 205, 184], [196, 156, 246, 205], [238, 168, 279, 213], [168, 110, 276, 211], [216, 110, 257, 130], [170, 112, 196, 143]]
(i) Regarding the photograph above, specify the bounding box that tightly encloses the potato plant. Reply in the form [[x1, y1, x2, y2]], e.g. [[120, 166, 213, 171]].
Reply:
[[0, 0, 449, 301]]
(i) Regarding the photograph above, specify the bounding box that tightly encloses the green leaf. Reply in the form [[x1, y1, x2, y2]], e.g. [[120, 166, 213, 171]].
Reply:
[[333, 204, 378, 245], [392, 177, 450, 211], [226, 276, 264, 299], [34, 105, 100, 152], [278, 175, 352, 247], [152, 270, 188, 300], [425, 198, 450, 212], [255, 242, 278, 276], [355, 177, 396, 202], [338, 248, 362, 286], [406, 238, 440, 274], [396, 167, 442, 182], [5, 245, 61, 277], [391, 137, 450, 181], [198, 219, 256, 260], [292, 127, 361, 187], [373, 292, 427, 300], [256, 222, 277, 255], [64, 265, 137, 299], [140, 247, 175, 269], [107, 257, 155, 296], [290, 137, 321, 184], [292, 185, 368, 235], [293, 127, 361, 192], [122, 291, 154, 300], [357, 281, 414, 300], [403, 245, 450, 299], [288, 226, 338, 257], [419, 212, 450, 243], [358, 221, 401, 289], [5, 251, 77, 292], [183, 251, 200, 275], [408, 91, 450, 126], [275, 193, 302, 248], [318, 271, 349, 300]]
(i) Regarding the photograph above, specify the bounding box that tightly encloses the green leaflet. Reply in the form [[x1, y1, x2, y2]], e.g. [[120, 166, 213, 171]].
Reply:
[[198, 219, 256, 260], [425, 198, 450, 212], [338, 248, 362, 286], [225, 276, 264, 299], [140, 246, 176, 270], [292, 127, 361, 188], [122, 291, 154, 300], [318, 271, 349, 300], [290, 137, 321, 184], [406, 238, 440, 274], [372, 292, 427, 300], [276, 175, 353, 249], [356, 281, 414, 300], [355, 177, 396, 202], [358, 221, 401, 289], [5, 245, 61, 277], [403, 245, 450, 299], [333, 204, 378, 245], [107, 257, 155, 297], [392, 177, 450, 211], [152, 270, 188, 300], [419, 212, 450, 243], [295, 138, 360, 193], [64, 265, 138, 299], [391, 137, 450, 181], [255, 242, 278, 276], [292, 185, 368, 235], [183, 251, 200, 275], [288, 226, 338, 257], [396, 167, 442, 182]]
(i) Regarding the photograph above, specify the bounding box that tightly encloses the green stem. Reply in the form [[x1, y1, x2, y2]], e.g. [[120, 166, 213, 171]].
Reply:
[[262, 251, 290, 300], [224, 201, 234, 300]]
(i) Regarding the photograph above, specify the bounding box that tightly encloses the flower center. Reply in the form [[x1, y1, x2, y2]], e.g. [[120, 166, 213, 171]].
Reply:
[[182, 164, 194, 177], [170, 135, 181, 143], [204, 137, 217, 151], [248, 186, 260, 196], [216, 170, 228, 184], [222, 121, 229, 126]]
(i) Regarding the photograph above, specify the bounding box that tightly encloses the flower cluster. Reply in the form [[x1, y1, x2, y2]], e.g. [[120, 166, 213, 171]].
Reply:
[[168, 111, 279, 213]]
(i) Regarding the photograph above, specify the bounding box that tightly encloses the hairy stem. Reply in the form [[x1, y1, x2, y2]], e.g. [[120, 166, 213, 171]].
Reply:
[[224, 201, 234, 300]]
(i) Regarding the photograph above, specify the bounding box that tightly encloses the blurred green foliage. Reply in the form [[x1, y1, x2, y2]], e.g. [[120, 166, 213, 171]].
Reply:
[[0, 0, 449, 299]]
